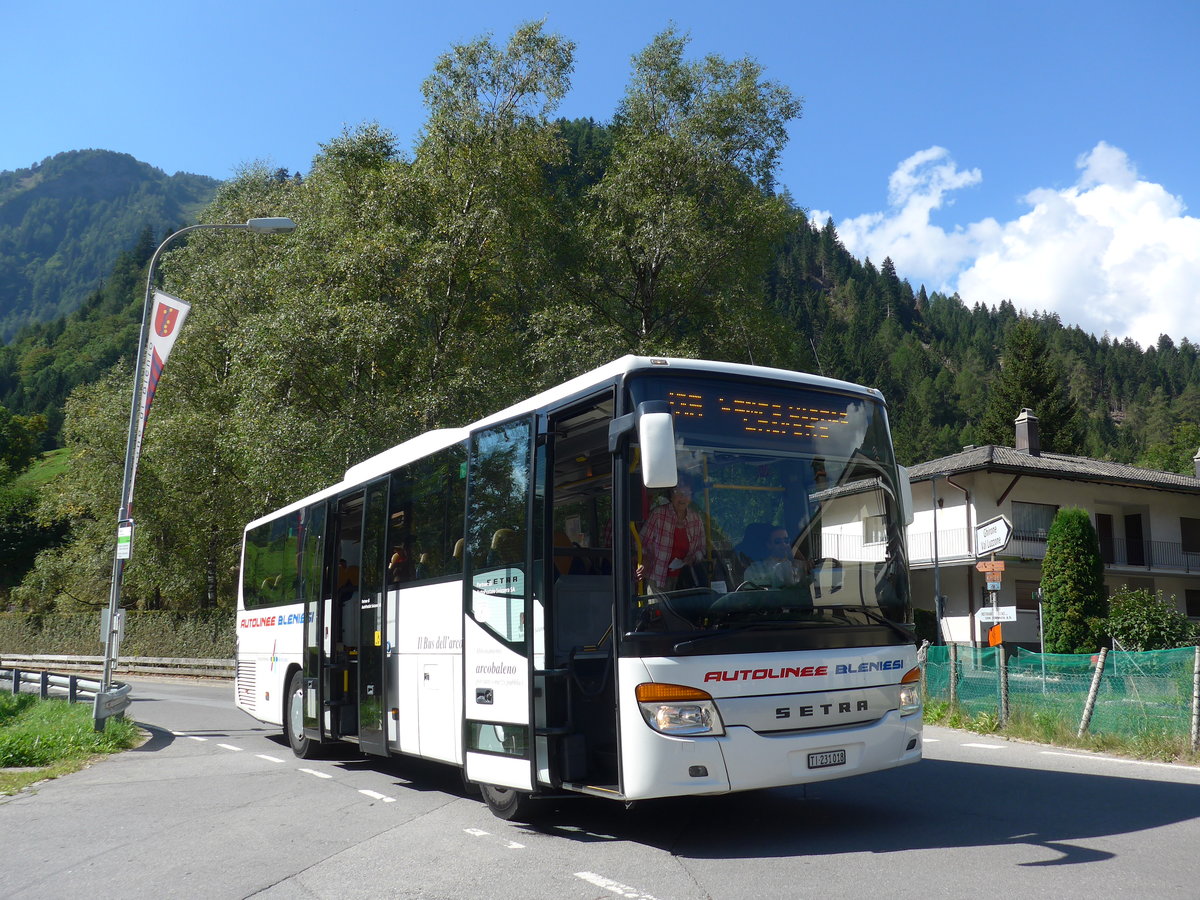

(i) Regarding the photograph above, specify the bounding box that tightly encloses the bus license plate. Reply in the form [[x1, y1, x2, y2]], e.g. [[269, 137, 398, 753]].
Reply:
[[808, 749, 846, 769]]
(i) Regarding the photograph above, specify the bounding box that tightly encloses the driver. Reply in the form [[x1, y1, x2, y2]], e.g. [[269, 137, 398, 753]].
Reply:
[[743, 527, 809, 588]]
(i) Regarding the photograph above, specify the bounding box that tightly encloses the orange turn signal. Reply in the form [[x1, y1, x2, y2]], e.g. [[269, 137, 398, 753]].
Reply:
[[635, 682, 713, 703]]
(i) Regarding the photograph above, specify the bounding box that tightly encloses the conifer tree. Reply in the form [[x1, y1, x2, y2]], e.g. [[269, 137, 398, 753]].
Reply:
[[977, 317, 1082, 452]]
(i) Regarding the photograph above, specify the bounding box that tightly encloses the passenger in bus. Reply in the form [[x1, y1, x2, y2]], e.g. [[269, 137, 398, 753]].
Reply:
[[743, 527, 810, 588], [488, 528, 522, 566], [337, 558, 359, 601], [734, 522, 773, 579], [636, 480, 706, 593], [388, 545, 413, 585]]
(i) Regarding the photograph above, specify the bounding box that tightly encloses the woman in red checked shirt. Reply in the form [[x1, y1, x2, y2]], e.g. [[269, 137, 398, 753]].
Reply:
[[636, 481, 706, 593]]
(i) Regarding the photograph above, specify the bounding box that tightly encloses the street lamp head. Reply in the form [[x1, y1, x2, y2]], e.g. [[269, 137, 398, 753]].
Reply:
[[245, 217, 297, 234]]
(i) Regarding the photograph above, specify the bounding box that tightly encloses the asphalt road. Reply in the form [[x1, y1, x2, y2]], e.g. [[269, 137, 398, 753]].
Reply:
[[2, 677, 1199, 899]]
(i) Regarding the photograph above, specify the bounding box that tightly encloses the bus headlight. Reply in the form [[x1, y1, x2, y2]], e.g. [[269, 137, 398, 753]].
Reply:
[[899, 666, 922, 715], [635, 683, 725, 736]]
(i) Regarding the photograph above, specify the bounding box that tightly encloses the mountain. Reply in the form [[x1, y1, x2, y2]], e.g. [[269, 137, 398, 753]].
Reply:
[[0, 150, 219, 341]]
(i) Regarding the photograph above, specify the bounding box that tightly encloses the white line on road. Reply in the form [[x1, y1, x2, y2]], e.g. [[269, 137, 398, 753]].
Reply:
[[575, 871, 661, 900], [922, 738, 940, 742], [218, 744, 242, 752], [504, 841, 525, 849], [188, 736, 207, 742], [358, 790, 396, 803], [1040, 750, 1200, 773], [256, 754, 285, 763], [299, 768, 332, 779], [962, 742, 1006, 749], [464, 828, 490, 837]]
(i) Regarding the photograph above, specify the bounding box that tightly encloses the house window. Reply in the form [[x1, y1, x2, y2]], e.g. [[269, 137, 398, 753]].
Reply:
[[864, 514, 886, 544], [1182, 518, 1200, 555], [1015, 579, 1040, 612], [1186, 590, 1200, 619], [1012, 501, 1058, 541]]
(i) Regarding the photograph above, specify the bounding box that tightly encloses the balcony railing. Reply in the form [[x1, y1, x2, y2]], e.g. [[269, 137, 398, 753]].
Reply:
[[907, 529, 1200, 573]]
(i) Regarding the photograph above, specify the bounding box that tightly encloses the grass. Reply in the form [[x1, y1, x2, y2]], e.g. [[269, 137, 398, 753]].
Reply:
[[10, 448, 72, 491], [0, 692, 142, 796], [923, 700, 1200, 765]]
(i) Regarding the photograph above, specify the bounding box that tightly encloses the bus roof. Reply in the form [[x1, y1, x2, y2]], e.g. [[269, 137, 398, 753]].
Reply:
[[244, 356, 883, 531]]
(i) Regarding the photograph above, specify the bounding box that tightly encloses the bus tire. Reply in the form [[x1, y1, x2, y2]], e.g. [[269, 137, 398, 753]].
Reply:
[[285, 669, 319, 759], [480, 784, 534, 821]]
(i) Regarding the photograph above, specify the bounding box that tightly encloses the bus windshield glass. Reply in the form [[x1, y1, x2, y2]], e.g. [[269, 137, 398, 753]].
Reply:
[[627, 374, 910, 638]]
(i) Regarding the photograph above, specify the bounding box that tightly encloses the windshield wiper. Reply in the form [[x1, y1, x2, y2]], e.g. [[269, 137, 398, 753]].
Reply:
[[812, 605, 917, 644]]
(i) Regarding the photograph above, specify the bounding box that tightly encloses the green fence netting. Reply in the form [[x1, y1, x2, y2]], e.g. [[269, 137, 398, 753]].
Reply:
[[924, 644, 1200, 741]]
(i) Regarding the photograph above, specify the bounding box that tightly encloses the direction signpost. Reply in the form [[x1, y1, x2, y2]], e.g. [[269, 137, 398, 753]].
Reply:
[[975, 516, 1013, 557], [974, 516, 1013, 647]]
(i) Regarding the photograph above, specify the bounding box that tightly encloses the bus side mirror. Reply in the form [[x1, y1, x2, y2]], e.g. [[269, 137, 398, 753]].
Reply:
[[897, 465, 914, 526], [638, 402, 677, 489], [609, 402, 678, 488]]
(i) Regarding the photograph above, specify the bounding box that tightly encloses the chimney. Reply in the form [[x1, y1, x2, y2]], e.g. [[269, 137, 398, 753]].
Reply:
[[1015, 408, 1040, 456]]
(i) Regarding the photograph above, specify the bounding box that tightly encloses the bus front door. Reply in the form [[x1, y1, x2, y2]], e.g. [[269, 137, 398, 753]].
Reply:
[[462, 418, 537, 795]]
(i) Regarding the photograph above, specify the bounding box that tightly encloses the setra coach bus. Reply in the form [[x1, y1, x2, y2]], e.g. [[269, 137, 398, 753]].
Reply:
[[235, 356, 923, 819]]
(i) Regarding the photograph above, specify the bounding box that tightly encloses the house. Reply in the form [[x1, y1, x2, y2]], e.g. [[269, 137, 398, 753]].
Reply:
[[905, 410, 1200, 647]]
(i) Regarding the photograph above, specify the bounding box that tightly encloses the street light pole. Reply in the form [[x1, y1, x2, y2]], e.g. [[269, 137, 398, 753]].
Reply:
[[100, 218, 296, 699]]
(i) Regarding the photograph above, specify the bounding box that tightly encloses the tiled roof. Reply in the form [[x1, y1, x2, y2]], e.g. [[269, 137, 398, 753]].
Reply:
[[907, 445, 1200, 494]]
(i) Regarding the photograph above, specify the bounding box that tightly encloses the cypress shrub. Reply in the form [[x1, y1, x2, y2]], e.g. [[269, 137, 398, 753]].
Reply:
[[1040, 508, 1107, 653]]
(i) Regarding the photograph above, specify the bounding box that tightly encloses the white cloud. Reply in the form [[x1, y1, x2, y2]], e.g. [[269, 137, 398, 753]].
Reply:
[[824, 142, 1200, 347]]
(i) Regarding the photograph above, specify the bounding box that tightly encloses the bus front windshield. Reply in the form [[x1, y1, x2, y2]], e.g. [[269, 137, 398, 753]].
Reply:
[[627, 375, 911, 639]]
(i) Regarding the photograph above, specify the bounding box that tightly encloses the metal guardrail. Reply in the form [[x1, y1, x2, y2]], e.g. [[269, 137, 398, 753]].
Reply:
[[0, 665, 133, 730], [0, 668, 105, 704], [0, 654, 234, 679]]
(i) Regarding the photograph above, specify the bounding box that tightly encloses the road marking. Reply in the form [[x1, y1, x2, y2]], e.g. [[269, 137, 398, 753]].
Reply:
[[256, 754, 285, 763], [218, 743, 242, 752], [504, 841, 525, 849], [962, 742, 1006, 749], [575, 872, 661, 900], [358, 789, 396, 803], [188, 736, 207, 742], [922, 738, 940, 742], [299, 768, 332, 779], [1040, 751, 1200, 773], [464, 828, 490, 837]]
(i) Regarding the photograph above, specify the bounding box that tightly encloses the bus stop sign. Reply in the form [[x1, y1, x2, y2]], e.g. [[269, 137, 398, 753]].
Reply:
[[975, 515, 1013, 557]]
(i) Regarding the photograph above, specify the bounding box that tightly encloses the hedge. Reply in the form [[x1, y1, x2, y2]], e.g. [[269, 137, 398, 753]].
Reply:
[[0, 610, 235, 658]]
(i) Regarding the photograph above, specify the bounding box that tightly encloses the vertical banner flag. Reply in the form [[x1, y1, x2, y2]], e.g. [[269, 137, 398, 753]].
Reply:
[[128, 291, 190, 506]]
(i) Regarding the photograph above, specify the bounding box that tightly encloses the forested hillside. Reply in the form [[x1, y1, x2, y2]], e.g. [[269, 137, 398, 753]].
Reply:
[[2, 23, 1197, 613], [0, 150, 218, 339]]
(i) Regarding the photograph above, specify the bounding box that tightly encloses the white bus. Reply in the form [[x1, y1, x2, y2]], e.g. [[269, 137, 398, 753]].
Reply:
[[235, 356, 922, 819]]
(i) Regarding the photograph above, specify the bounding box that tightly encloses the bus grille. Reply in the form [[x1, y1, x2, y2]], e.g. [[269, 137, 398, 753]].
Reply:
[[236, 660, 256, 713]]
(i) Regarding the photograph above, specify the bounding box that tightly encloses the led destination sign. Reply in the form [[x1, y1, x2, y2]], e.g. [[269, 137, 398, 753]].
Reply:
[[666, 389, 851, 439]]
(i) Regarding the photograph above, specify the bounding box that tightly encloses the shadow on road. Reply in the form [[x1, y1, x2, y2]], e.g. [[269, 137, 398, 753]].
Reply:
[[505, 758, 1200, 867]]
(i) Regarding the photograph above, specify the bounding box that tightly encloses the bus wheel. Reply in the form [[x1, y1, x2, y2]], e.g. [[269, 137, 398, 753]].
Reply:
[[480, 784, 534, 821], [286, 669, 318, 759]]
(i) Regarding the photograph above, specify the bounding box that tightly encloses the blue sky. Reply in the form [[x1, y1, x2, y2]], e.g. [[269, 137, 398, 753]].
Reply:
[[5, 0, 1198, 347]]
